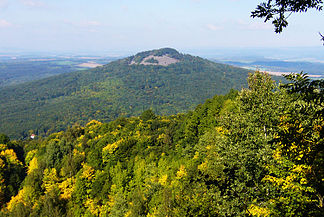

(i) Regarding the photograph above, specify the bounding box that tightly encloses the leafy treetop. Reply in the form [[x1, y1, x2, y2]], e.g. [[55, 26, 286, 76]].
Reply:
[[251, 0, 324, 42]]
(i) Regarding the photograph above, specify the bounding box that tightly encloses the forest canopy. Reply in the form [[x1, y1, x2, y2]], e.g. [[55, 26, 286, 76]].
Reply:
[[0, 72, 322, 216]]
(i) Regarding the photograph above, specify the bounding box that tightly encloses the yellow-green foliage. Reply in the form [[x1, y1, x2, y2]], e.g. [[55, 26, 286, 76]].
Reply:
[[27, 157, 38, 175], [248, 204, 270, 217], [0, 146, 22, 166], [6, 186, 35, 212], [102, 138, 124, 155], [42, 168, 59, 193], [59, 177, 75, 200], [1, 72, 322, 217], [0, 143, 25, 209]]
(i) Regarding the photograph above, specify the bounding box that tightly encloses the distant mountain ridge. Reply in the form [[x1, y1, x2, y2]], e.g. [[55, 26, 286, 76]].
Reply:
[[0, 48, 252, 138]]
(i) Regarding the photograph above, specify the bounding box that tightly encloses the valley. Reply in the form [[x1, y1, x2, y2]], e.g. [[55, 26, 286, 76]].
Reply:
[[0, 48, 252, 139]]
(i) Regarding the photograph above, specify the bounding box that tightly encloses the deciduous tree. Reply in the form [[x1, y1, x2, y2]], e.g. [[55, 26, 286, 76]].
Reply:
[[252, 0, 324, 42]]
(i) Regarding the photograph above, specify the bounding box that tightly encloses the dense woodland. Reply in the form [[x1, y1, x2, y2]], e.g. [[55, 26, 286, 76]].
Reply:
[[0, 48, 252, 139], [0, 72, 322, 216]]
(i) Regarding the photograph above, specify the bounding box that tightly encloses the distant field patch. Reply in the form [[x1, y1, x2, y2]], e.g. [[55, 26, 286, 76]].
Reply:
[[56, 60, 74, 65], [78, 61, 103, 68], [264, 71, 323, 78]]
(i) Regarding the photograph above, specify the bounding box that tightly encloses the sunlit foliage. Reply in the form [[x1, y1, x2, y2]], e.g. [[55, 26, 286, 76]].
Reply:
[[0, 72, 322, 216]]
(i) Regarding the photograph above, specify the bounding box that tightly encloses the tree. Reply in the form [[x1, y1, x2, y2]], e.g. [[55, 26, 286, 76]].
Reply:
[[251, 0, 324, 42], [189, 72, 286, 216], [253, 73, 324, 216], [0, 134, 10, 144], [0, 144, 25, 209], [140, 109, 156, 122]]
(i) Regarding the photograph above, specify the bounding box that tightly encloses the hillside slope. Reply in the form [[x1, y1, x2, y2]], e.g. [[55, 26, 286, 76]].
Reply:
[[0, 48, 251, 138], [0, 72, 322, 216]]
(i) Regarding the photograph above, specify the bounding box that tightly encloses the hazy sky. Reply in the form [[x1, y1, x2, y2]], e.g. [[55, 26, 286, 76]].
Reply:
[[0, 0, 323, 54]]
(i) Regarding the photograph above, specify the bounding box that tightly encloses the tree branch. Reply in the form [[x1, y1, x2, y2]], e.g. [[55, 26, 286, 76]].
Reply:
[[252, 1, 324, 44]]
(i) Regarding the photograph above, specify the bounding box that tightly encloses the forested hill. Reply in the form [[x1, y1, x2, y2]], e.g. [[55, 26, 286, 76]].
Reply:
[[0, 48, 252, 139], [0, 72, 322, 216]]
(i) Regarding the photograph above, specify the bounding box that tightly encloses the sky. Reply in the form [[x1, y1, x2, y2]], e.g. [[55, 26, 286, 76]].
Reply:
[[0, 0, 323, 55]]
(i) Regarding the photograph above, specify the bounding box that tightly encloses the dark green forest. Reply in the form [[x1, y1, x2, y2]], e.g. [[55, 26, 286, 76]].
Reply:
[[0, 48, 252, 139], [0, 72, 322, 216]]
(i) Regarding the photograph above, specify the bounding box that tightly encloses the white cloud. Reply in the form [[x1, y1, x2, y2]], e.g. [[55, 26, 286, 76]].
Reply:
[[206, 24, 223, 31], [20, 0, 46, 8], [0, 19, 12, 27]]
